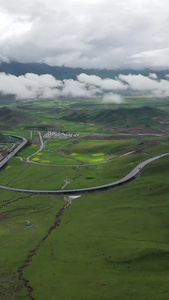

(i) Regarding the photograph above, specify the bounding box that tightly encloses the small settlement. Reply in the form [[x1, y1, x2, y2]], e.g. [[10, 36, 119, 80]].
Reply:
[[43, 131, 79, 139]]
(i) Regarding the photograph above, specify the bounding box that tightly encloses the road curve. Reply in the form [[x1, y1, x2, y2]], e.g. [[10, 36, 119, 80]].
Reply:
[[0, 135, 28, 169], [0, 134, 168, 194], [26, 131, 44, 162]]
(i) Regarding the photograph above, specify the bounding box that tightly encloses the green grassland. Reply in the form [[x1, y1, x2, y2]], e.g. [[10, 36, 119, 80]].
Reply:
[[22, 155, 169, 300], [1, 97, 169, 134], [1, 147, 169, 300], [1, 98, 169, 299], [0, 153, 152, 190], [0, 135, 167, 191], [18, 144, 39, 159], [3, 129, 31, 139], [0, 190, 31, 206], [29, 138, 139, 165], [145, 140, 169, 155], [18, 135, 168, 166], [0, 193, 65, 300]]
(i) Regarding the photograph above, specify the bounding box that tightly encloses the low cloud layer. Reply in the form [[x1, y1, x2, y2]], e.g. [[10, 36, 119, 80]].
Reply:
[[0, 73, 103, 100], [118, 74, 169, 97], [0, 72, 169, 101], [77, 73, 128, 90], [102, 93, 124, 103], [0, 73, 62, 99]]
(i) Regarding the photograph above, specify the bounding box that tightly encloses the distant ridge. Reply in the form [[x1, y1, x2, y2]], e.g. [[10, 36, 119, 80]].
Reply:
[[0, 61, 169, 80], [61, 106, 169, 128], [0, 106, 34, 125]]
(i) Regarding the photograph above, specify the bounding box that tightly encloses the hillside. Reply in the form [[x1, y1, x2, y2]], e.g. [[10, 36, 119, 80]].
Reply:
[[0, 106, 34, 126], [1, 104, 168, 132], [0, 61, 169, 79], [61, 106, 169, 129]]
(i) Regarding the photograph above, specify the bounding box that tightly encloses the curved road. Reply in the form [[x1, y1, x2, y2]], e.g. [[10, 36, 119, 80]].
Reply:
[[0, 135, 28, 169], [26, 131, 44, 162], [0, 134, 168, 194]]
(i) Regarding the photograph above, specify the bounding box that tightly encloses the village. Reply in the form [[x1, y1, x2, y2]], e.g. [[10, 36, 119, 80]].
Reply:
[[43, 131, 79, 139]]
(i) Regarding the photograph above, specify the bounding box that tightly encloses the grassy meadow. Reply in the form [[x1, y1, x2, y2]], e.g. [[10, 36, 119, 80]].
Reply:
[[0, 193, 65, 300], [25, 138, 140, 165], [1, 98, 169, 300], [22, 155, 169, 300], [0, 153, 152, 190]]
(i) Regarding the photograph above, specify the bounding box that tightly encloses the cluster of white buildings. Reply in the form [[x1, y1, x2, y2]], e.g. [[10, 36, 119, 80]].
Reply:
[[43, 131, 79, 139]]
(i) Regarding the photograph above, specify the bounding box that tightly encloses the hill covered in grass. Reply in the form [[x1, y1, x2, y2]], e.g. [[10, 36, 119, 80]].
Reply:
[[61, 106, 169, 129], [0, 106, 35, 126], [0, 132, 5, 142], [1, 103, 168, 133]]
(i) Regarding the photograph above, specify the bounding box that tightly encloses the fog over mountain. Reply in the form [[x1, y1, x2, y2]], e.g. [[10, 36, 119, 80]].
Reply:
[[0, 0, 169, 69]]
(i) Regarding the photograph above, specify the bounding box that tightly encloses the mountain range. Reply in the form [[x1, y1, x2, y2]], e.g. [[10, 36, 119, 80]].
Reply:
[[0, 61, 169, 79]]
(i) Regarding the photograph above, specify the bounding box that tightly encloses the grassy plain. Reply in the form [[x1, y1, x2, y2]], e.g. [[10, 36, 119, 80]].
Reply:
[[1, 98, 169, 300], [0, 153, 152, 190], [1, 135, 168, 191], [0, 193, 65, 300], [23, 155, 169, 300], [2, 97, 169, 134], [29, 138, 140, 165]]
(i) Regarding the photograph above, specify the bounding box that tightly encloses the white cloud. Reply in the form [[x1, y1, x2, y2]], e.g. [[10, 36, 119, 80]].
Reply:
[[0, 72, 102, 100], [61, 79, 99, 98], [102, 93, 124, 103], [0, 0, 169, 68], [0, 72, 169, 100], [0, 73, 62, 99], [118, 73, 169, 97], [0, 12, 32, 42], [131, 48, 169, 69], [149, 73, 158, 79], [77, 73, 128, 90]]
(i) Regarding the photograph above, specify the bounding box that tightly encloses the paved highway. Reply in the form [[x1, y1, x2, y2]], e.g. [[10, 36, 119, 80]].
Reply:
[[26, 131, 44, 162], [0, 135, 28, 169], [0, 134, 168, 194]]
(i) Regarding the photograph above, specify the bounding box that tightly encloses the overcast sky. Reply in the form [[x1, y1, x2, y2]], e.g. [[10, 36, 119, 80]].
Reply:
[[0, 0, 169, 69]]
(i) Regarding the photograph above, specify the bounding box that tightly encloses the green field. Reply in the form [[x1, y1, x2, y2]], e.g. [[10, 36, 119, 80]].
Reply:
[[0, 192, 65, 300], [1, 98, 169, 299], [1, 155, 169, 299], [0, 152, 155, 190], [1, 97, 169, 134], [23, 155, 169, 300], [21, 138, 140, 165]]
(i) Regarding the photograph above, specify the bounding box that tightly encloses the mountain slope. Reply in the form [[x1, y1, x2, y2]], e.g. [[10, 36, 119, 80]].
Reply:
[[61, 106, 169, 128], [0, 61, 169, 79]]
